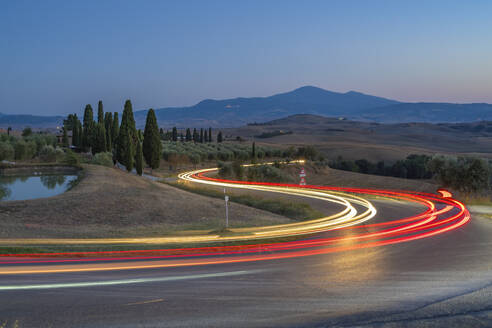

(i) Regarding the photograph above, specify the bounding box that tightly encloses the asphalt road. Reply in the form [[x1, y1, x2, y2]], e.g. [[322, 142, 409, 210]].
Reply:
[[0, 167, 486, 328], [0, 207, 490, 327]]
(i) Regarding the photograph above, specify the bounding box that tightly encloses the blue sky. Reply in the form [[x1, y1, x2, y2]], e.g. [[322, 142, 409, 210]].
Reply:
[[1, 0, 491, 115]]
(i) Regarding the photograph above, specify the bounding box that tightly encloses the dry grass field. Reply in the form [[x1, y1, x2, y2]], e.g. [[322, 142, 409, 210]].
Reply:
[[224, 114, 492, 162], [0, 165, 292, 238]]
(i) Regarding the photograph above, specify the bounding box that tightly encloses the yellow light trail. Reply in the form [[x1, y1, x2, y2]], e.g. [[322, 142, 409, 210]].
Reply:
[[0, 162, 377, 246]]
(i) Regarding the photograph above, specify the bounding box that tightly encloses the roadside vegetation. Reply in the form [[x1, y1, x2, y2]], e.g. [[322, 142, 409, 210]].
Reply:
[[324, 153, 491, 195], [166, 180, 323, 221]]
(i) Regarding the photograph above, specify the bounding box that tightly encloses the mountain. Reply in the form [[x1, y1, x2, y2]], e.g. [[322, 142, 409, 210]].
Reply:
[[2, 86, 492, 129], [0, 113, 63, 129], [134, 86, 400, 128]]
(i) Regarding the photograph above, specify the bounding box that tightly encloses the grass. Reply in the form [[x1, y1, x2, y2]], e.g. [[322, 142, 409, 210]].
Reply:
[[164, 180, 324, 221], [0, 234, 303, 255], [461, 195, 492, 206]]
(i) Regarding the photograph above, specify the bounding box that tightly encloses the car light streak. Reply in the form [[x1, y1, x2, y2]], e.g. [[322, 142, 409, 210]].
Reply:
[[0, 162, 470, 276]]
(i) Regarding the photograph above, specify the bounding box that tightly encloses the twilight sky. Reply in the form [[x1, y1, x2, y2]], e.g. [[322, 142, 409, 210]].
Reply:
[[1, 0, 492, 115]]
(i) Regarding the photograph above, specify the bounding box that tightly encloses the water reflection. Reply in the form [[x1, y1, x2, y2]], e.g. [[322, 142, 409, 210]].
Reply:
[[0, 174, 77, 201], [40, 175, 67, 189]]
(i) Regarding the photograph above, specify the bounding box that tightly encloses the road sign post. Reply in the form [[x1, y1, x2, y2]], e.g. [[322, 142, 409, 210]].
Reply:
[[299, 167, 306, 186], [225, 195, 229, 228]]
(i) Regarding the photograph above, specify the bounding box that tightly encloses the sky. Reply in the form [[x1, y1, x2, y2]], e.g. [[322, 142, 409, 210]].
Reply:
[[1, 0, 492, 115]]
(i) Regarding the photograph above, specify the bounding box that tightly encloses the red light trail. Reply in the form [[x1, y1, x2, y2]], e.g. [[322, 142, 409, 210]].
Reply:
[[0, 165, 470, 274]]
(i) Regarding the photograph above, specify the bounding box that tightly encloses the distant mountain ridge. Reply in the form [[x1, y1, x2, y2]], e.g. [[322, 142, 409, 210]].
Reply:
[[134, 86, 401, 127], [2, 86, 492, 129], [0, 113, 63, 129]]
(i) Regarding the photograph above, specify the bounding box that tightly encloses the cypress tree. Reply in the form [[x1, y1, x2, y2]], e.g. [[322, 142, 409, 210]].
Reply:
[[72, 120, 79, 147], [252, 142, 256, 159], [117, 100, 137, 168], [104, 112, 113, 152], [172, 127, 178, 141], [193, 128, 198, 142], [136, 141, 143, 176], [97, 100, 104, 123], [204, 129, 208, 142], [143, 109, 162, 170], [82, 104, 94, 151], [125, 134, 134, 172], [112, 112, 119, 146], [186, 128, 192, 142], [217, 131, 223, 143], [92, 123, 107, 155], [200, 128, 204, 143], [62, 127, 69, 147], [208, 127, 212, 142]]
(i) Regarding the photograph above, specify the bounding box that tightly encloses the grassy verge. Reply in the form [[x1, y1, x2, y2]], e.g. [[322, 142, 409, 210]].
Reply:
[[165, 180, 324, 221], [461, 195, 492, 206], [0, 235, 303, 255]]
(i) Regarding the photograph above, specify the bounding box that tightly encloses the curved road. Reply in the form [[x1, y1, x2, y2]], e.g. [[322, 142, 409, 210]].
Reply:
[[0, 166, 490, 328]]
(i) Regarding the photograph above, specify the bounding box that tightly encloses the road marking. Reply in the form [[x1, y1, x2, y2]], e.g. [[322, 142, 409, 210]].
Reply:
[[0, 270, 264, 291], [125, 298, 164, 306]]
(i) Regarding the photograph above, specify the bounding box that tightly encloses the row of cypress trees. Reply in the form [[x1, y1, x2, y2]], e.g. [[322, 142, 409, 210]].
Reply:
[[165, 127, 223, 143], [64, 100, 162, 175]]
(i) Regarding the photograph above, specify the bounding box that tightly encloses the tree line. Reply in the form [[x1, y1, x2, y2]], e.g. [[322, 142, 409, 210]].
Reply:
[[160, 127, 223, 143], [327, 154, 491, 194], [64, 100, 162, 175]]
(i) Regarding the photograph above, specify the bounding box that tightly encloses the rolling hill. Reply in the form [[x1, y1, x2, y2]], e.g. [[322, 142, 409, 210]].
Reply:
[[2, 86, 492, 129]]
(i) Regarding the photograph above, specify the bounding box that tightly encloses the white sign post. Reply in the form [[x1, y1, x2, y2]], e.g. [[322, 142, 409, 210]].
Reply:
[[225, 195, 229, 228], [224, 188, 229, 228]]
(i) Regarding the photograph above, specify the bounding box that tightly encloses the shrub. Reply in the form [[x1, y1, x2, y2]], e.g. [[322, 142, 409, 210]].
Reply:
[[91, 152, 114, 167], [64, 150, 80, 166], [0, 142, 14, 161], [246, 165, 292, 183], [38, 145, 60, 162]]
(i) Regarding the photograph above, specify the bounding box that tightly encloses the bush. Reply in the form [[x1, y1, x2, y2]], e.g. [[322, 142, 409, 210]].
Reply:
[[64, 150, 80, 166], [0, 142, 14, 161], [246, 165, 292, 183], [38, 145, 64, 162], [428, 155, 490, 194], [14, 140, 36, 160], [91, 152, 114, 167]]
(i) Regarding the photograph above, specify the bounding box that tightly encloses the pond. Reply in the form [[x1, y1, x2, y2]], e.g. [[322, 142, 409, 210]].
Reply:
[[0, 174, 78, 201]]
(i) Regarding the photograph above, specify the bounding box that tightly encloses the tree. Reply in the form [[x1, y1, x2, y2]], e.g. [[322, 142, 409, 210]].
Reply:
[[200, 128, 204, 143], [251, 142, 256, 159], [193, 128, 198, 142], [143, 108, 162, 170], [22, 127, 32, 137], [172, 127, 178, 142], [7, 127, 11, 136], [136, 141, 143, 176], [82, 104, 94, 151], [112, 112, 119, 146], [204, 129, 208, 142], [63, 114, 77, 130], [104, 112, 113, 152], [97, 100, 104, 124], [62, 127, 69, 147], [71, 122, 78, 147], [117, 100, 137, 167], [208, 127, 212, 142], [92, 123, 107, 155], [125, 134, 134, 172], [217, 131, 223, 143], [185, 128, 192, 142]]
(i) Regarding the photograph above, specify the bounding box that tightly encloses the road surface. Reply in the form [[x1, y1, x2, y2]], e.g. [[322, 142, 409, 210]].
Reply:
[[0, 166, 489, 328]]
